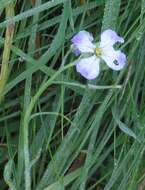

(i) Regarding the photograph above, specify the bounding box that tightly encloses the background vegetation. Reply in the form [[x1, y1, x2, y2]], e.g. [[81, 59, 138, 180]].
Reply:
[[0, 0, 145, 189]]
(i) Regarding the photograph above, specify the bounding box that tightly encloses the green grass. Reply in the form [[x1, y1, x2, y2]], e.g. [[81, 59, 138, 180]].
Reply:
[[0, 0, 145, 189]]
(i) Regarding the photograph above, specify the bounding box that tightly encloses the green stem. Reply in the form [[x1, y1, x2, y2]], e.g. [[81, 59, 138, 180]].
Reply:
[[23, 61, 75, 190]]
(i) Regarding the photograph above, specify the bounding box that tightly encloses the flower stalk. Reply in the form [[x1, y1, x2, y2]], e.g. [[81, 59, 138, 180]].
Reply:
[[0, 3, 15, 103]]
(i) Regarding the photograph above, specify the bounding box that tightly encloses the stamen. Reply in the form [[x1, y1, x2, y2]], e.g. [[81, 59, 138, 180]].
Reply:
[[95, 48, 102, 56]]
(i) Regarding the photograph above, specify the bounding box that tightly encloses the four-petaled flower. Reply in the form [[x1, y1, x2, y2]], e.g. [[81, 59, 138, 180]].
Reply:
[[71, 29, 126, 80]]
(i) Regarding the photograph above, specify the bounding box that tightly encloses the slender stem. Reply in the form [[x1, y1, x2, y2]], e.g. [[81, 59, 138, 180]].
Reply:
[[25, 63, 75, 119], [23, 60, 74, 190], [23, 0, 41, 188], [0, 3, 14, 103]]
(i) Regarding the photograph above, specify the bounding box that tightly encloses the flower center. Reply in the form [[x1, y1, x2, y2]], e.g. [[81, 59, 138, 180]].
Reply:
[[95, 48, 102, 57]]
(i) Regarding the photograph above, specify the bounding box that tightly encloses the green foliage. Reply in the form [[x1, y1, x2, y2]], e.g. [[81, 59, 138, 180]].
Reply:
[[0, 0, 145, 190]]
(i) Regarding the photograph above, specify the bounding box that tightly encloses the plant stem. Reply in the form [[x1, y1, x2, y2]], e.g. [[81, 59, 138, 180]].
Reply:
[[23, 60, 74, 190]]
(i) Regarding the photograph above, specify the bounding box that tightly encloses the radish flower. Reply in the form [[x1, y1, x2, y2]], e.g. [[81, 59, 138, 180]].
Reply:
[[71, 29, 126, 80]]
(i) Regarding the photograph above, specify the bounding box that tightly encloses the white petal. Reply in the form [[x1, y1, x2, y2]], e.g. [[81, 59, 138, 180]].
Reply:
[[100, 29, 124, 48], [76, 56, 100, 80], [81, 30, 94, 42], [101, 46, 126, 71], [71, 30, 95, 53]]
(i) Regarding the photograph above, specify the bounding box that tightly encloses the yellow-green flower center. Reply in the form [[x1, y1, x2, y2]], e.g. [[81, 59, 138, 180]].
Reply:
[[95, 48, 102, 56]]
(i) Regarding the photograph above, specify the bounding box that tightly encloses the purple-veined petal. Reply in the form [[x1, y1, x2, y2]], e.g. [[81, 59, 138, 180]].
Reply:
[[101, 46, 126, 71], [100, 29, 124, 47], [71, 30, 95, 53], [76, 56, 100, 80]]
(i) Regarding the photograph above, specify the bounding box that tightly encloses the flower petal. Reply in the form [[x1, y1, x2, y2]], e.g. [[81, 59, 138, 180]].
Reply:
[[71, 30, 95, 53], [100, 29, 124, 47], [76, 56, 100, 80], [101, 46, 126, 71]]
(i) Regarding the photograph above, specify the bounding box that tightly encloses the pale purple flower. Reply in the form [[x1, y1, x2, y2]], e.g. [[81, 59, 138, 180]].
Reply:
[[71, 29, 126, 80]]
